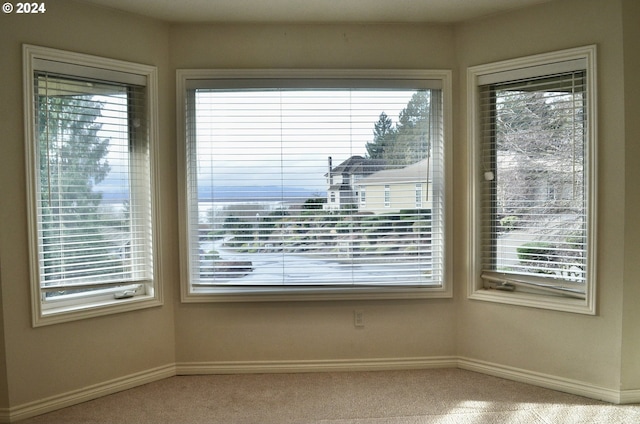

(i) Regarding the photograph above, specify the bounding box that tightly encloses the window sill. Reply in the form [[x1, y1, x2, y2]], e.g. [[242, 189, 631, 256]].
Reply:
[[34, 294, 163, 327], [467, 286, 596, 315], [182, 285, 452, 303]]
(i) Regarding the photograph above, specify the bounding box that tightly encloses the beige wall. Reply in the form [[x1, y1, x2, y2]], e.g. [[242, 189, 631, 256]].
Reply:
[[0, 271, 8, 408], [0, 1, 177, 407], [1, 0, 639, 415], [169, 23, 455, 70], [454, 0, 627, 389], [169, 22, 458, 366], [620, 0, 640, 391]]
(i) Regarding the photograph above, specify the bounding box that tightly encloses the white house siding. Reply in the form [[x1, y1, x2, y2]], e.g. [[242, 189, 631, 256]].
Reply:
[[355, 159, 431, 214], [357, 182, 431, 214]]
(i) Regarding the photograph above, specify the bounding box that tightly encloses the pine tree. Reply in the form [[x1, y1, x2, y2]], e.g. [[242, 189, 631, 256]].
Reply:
[[365, 112, 395, 159], [38, 93, 113, 284], [368, 91, 432, 166]]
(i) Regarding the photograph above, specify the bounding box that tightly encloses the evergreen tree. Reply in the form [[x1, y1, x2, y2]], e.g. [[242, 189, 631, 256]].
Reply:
[[390, 91, 431, 165], [366, 91, 432, 166], [365, 112, 395, 159], [38, 92, 114, 284]]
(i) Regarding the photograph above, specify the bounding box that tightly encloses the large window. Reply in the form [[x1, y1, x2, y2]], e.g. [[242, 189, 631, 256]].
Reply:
[[467, 46, 597, 314], [178, 70, 451, 301], [24, 45, 161, 325]]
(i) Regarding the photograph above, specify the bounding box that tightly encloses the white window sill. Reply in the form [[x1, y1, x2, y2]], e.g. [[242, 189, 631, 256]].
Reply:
[[182, 285, 452, 303], [35, 293, 162, 327], [467, 286, 596, 315]]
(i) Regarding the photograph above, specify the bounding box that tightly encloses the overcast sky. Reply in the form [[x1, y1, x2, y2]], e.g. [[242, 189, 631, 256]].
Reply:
[[194, 89, 417, 192]]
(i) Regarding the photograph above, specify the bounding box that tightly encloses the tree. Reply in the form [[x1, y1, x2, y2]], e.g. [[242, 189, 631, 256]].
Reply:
[[38, 93, 114, 284], [387, 91, 431, 166], [365, 91, 433, 166], [365, 112, 395, 159], [303, 197, 327, 210], [495, 89, 585, 217]]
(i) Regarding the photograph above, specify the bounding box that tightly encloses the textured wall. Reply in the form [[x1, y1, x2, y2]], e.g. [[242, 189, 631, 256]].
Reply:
[[169, 22, 458, 366], [1, 0, 638, 412], [454, 0, 627, 389], [0, 1, 177, 406]]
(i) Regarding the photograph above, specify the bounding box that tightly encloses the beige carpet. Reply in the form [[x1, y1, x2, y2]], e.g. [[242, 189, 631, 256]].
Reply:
[[17, 369, 640, 423]]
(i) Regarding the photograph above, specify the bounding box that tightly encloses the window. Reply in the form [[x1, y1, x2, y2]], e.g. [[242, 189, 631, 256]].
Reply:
[[24, 45, 161, 325], [467, 46, 597, 314], [384, 185, 391, 208], [416, 184, 423, 208], [178, 70, 451, 301]]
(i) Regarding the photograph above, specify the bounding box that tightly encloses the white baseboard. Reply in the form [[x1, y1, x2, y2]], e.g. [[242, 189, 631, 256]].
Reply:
[[3, 357, 638, 422], [457, 357, 624, 404], [176, 356, 458, 375], [3, 364, 176, 423], [619, 389, 640, 404]]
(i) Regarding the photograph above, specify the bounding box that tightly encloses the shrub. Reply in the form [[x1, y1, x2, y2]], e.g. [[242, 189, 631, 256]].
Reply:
[[517, 242, 554, 264], [500, 216, 518, 232]]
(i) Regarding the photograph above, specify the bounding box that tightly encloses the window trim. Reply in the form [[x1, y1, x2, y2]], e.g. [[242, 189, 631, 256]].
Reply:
[[176, 69, 453, 302], [24, 45, 163, 326], [466, 45, 598, 315]]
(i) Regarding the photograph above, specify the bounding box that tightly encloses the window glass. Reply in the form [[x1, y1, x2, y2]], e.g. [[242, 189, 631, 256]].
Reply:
[[480, 72, 587, 292], [468, 46, 596, 314], [25, 45, 160, 324], [180, 73, 450, 299]]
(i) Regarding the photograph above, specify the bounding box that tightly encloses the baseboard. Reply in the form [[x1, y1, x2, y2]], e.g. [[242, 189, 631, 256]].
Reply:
[[3, 356, 637, 422], [619, 389, 640, 404], [177, 357, 635, 404], [176, 356, 458, 375], [3, 363, 176, 423], [457, 357, 624, 404]]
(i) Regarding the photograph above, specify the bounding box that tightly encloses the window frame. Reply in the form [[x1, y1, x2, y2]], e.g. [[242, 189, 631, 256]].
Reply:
[[176, 69, 453, 302], [24, 45, 162, 326], [467, 45, 598, 314]]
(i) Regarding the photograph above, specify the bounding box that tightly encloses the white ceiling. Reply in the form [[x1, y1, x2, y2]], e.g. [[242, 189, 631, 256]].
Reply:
[[75, 0, 557, 24]]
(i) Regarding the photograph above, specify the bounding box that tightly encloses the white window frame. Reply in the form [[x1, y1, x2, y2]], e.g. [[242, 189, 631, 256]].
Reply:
[[384, 185, 391, 208], [467, 46, 597, 314], [415, 183, 423, 208], [24, 45, 162, 326], [177, 69, 453, 302]]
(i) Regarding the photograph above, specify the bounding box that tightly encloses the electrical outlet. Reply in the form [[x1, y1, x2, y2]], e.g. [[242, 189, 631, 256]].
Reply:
[[354, 310, 364, 327]]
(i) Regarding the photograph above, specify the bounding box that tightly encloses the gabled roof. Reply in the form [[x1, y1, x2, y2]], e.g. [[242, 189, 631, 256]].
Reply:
[[326, 155, 386, 177]]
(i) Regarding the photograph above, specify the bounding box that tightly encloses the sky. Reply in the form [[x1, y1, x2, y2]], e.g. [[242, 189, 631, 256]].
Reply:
[[194, 89, 418, 192]]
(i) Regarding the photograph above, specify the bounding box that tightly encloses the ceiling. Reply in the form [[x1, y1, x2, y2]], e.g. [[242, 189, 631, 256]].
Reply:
[[75, 0, 556, 24]]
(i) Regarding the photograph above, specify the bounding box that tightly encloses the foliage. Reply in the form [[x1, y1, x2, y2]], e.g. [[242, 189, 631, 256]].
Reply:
[[38, 93, 116, 284], [365, 112, 395, 159], [364, 91, 432, 166], [494, 88, 585, 218], [499, 215, 518, 232], [517, 242, 554, 264], [302, 197, 326, 210]]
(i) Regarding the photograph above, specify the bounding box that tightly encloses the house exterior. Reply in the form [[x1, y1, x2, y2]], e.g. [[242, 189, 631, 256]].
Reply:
[[355, 159, 431, 214], [324, 156, 385, 211]]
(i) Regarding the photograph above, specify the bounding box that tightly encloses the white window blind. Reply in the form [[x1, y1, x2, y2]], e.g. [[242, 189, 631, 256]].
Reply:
[[479, 69, 589, 298], [34, 71, 153, 298], [183, 83, 445, 293]]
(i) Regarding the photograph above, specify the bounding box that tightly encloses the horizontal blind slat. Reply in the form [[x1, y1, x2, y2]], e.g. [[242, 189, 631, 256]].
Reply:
[[36, 72, 152, 291], [479, 69, 588, 286], [188, 87, 443, 288]]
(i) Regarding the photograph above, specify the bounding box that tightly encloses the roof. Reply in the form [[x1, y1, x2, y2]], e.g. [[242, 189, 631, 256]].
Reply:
[[326, 156, 386, 177], [355, 159, 430, 185]]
